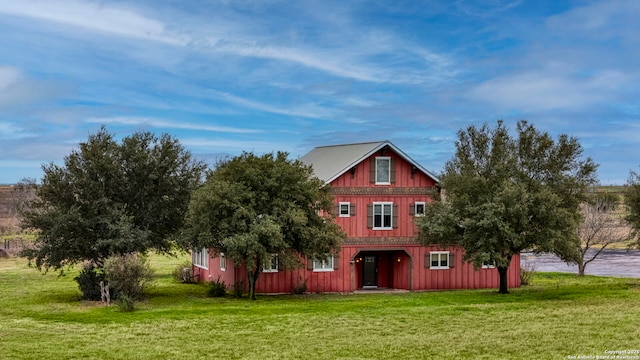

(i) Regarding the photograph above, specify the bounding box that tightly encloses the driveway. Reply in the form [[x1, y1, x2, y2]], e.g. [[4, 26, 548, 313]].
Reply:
[[521, 249, 640, 278]]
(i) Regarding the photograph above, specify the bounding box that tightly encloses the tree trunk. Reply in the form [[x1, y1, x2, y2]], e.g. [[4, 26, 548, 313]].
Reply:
[[247, 258, 261, 301], [497, 266, 509, 294], [578, 263, 586, 276]]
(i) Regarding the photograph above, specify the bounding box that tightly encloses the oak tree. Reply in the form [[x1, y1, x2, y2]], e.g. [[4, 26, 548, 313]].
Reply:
[[417, 120, 597, 293], [178, 152, 345, 300], [21, 127, 205, 276]]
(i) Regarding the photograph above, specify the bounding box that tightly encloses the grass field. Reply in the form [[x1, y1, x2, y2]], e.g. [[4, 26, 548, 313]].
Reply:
[[1, 254, 639, 360]]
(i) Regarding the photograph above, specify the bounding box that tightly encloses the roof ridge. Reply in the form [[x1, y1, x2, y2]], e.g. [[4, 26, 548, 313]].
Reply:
[[311, 140, 388, 149]]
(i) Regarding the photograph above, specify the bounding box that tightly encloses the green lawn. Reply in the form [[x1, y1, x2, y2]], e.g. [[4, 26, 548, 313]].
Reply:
[[1, 255, 639, 360]]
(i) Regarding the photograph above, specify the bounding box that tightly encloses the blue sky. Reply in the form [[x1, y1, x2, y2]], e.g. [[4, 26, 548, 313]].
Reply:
[[0, 0, 638, 185]]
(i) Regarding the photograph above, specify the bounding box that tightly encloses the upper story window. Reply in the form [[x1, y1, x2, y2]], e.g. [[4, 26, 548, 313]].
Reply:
[[375, 157, 391, 184], [415, 202, 426, 217], [373, 202, 393, 230], [338, 202, 353, 217], [263, 254, 278, 273]]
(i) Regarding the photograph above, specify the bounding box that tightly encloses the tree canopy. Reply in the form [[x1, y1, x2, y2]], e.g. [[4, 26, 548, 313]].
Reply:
[[178, 151, 345, 300], [417, 120, 597, 293], [21, 127, 206, 272]]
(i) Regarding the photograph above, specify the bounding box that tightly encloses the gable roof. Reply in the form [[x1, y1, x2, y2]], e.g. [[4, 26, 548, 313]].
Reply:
[[299, 140, 439, 185]]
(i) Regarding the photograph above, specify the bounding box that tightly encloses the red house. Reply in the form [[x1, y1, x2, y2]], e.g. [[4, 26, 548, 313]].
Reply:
[[192, 141, 521, 293]]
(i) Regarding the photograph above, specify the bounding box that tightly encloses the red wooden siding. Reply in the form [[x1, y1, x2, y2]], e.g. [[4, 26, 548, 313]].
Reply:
[[200, 247, 521, 293]]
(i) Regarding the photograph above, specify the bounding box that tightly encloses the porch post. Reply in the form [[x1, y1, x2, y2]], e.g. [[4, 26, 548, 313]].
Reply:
[[409, 256, 413, 291]]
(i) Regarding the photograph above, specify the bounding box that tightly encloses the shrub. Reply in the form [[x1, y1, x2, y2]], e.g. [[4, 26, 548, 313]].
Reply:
[[292, 278, 307, 294], [104, 253, 155, 300], [116, 294, 136, 312], [233, 280, 246, 298], [207, 276, 227, 297], [172, 261, 194, 283], [74, 264, 106, 301], [520, 262, 536, 286]]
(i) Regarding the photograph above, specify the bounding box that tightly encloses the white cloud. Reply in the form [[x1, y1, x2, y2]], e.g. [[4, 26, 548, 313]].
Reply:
[[0, 0, 187, 45], [0, 66, 21, 90], [468, 69, 629, 111], [0, 66, 66, 109], [208, 90, 340, 120], [85, 116, 262, 134]]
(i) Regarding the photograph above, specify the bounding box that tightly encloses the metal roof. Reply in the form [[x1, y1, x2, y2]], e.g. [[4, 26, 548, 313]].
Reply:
[[299, 140, 439, 185]]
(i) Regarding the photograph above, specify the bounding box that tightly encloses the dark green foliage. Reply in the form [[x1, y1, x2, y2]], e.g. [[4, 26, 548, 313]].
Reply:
[[74, 264, 106, 301], [20, 126, 205, 275], [172, 261, 194, 283], [417, 120, 597, 293], [207, 277, 227, 297], [116, 294, 136, 312], [625, 170, 640, 246], [104, 253, 155, 301], [179, 152, 346, 300]]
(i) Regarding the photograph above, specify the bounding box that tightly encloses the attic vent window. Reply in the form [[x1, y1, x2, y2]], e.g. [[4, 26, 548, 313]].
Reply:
[[375, 157, 391, 184]]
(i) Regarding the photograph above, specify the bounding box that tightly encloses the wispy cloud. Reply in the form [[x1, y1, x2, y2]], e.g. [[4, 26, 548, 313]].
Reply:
[[208, 90, 341, 120], [468, 69, 630, 111], [0, 0, 186, 45], [85, 116, 262, 134]]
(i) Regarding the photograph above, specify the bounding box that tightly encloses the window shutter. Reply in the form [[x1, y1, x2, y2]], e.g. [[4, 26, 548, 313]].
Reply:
[[409, 203, 415, 216], [350, 203, 356, 216], [369, 157, 376, 183], [392, 204, 398, 229], [334, 204, 340, 216], [448, 253, 455, 268], [333, 254, 340, 270], [424, 254, 429, 268], [367, 204, 373, 228], [307, 258, 313, 270], [390, 158, 397, 184]]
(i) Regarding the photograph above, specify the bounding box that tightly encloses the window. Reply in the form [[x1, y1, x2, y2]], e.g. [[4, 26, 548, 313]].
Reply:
[[313, 255, 334, 272], [263, 254, 278, 273], [375, 157, 391, 184], [415, 202, 426, 217], [339, 202, 351, 217], [193, 248, 208, 269], [220, 253, 226, 271], [430, 252, 450, 269], [373, 202, 393, 230]]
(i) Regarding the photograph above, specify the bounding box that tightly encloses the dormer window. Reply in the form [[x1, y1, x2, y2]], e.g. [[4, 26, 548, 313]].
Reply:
[[375, 157, 391, 184]]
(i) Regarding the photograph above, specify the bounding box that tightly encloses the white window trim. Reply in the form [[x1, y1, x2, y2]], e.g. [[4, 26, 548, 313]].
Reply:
[[193, 248, 209, 270], [375, 157, 391, 185], [313, 256, 334, 272], [339, 202, 351, 217], [430, 251, 450, 270], [415, 202, 426, 217], [263, 254, 279, 273], [220, 252, 226, 271], [373, 202, 393, 230]]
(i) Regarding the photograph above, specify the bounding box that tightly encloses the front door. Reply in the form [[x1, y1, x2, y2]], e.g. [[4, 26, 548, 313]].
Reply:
[[363, 255, 378, 287]]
